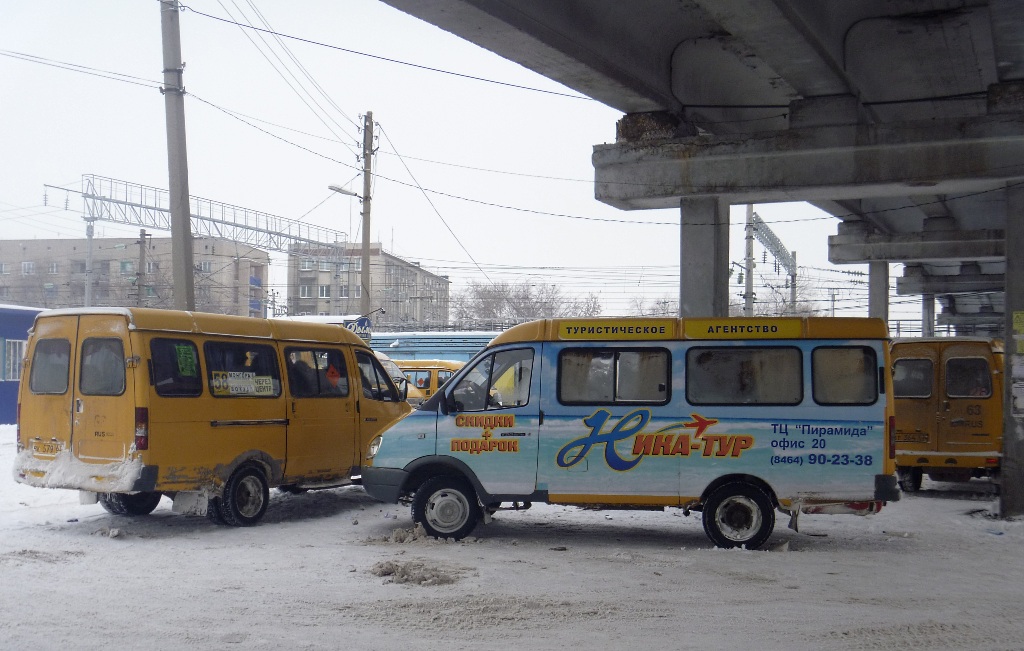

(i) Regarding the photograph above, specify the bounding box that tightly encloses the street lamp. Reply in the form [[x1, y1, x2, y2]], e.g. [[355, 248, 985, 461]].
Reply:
[[328, 183, 371, 315], [327, 185, 359, 198]]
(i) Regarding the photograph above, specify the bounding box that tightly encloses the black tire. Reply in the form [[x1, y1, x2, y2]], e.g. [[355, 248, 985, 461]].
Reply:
[[897, 467, 923, 492], [97, 491, 163, 516], [206, 497, 227, 525], [412, 476, 481, 540], [217, 466, 270, 527], [702, 482, 775, 550]]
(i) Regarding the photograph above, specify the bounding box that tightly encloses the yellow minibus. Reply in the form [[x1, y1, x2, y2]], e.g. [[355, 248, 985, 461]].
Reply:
[[14, 307, 410, 526], [395, 359, 465, 398], [891, 337, 1003, 491]]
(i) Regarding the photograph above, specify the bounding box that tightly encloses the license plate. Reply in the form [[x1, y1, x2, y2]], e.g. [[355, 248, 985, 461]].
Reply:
[[32, 441, 64, 455], [895, 432, 929, 443]]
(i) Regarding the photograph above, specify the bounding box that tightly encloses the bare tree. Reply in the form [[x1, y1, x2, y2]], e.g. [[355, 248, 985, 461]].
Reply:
[[452, 280, 602, 323]]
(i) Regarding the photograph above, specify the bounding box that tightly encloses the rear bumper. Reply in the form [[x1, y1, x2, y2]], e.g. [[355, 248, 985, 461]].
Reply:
[[362, 466, 408, 504], [876, 473, 900, 502]]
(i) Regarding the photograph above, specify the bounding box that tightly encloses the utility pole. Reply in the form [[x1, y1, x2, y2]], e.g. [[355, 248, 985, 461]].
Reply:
[[160, 0, 195, 310], [137, 229, 147, 307], [84, 217, 95, 307], [360, 112, 373, 316], [744, 204, 755, 316]]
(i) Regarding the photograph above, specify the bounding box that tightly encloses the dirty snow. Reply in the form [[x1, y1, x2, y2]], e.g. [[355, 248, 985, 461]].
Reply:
[[1, 425, 1022, 650]]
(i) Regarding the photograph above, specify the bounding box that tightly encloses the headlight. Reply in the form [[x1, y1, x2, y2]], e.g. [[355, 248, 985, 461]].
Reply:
[[367, 436, 383, 459]]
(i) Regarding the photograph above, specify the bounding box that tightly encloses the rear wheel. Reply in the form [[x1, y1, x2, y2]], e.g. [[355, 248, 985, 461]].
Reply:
[[897, 466, 923, 492], [98, 491, 163, 516], [702, 482, 775, 549], [217, 466, 270, 526], [412, 476, 481, 540]]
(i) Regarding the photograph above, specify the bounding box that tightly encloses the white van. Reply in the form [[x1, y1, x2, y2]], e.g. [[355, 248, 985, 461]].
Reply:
[[362, 317, 900, 549]]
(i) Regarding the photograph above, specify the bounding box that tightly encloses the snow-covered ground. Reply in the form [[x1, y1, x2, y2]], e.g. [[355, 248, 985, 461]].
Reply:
[[2, 426, 1021, 651]]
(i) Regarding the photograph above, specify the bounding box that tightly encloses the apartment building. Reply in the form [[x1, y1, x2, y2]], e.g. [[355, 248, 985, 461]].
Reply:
[[286, 242, 450, 327], [0, 236, 270, 316]]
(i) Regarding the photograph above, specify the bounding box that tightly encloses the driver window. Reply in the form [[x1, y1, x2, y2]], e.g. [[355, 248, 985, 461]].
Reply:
[[450, 348, 533, 412], [356, 351, 397, 402]]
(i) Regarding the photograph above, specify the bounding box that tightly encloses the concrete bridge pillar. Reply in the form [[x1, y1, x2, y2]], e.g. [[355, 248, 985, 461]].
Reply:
[[868, 261, 889, 323], [679, 197, 729, 317]]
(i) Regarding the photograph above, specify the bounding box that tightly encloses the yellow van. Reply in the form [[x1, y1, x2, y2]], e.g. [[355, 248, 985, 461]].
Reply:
[[395, 359, 465, 398], [14, 307, 411, 526], [891, 337, 1003, 491], [375, 351, 427, 406]]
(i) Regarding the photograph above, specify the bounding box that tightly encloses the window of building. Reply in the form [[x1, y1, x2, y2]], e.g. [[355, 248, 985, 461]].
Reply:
[[0, 263, 8, 275], [0, 287, 9, 299], [120, 261, 135, 275], [199, 261, 213, 273], [339, 286, 349, 298], [300, 258, 315, 271], [354, 285, 362, 298], [204, 341, 281, 398], [147, 261, 159, 274], [319, 260, 332, 272], [4, 339, 26, 381], [21, 261, 34, 276], [319, 285, 331, 299], [560, 348, 669, 405], [299, 285, 312, 299], [47, 262, 59, 275], [687, 346, 802, 406]]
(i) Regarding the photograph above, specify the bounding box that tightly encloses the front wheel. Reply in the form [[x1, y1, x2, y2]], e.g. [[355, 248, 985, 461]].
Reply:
[[412, 476, 481, 540], [98, 491, 163, 516], [702, 482, 775, 549], [217, 466, 270, 527]]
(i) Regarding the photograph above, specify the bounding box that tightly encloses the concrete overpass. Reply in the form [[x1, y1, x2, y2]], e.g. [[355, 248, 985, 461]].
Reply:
[[379, 0, 1024, 515], [381, 0, 1024, 335]]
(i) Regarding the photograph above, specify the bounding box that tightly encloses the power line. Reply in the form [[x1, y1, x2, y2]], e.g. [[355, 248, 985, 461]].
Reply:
[[177, 2, 592, 101]]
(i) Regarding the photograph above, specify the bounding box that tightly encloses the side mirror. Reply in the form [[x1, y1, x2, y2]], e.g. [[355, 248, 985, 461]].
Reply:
[[396, 377, 409, 402]]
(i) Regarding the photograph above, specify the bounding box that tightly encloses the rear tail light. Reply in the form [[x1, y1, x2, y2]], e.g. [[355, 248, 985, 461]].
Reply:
[[135, 407, 149, 451], [888, 415, 896, 459]]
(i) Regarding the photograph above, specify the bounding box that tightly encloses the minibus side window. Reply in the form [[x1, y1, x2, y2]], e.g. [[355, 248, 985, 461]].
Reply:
[[80, 338, 126, 396], [405, 370, 431, 391], [687, 346, 801, 406], [29, 338, 71, 395], [946, 357, 991, 398], [204, 341, 281, 398], [438, 370, 454, 386], [451, 348, 533, 411], [150, 338, 202, 397], [285, 348, 349, 397], [356, 350, 397, 401], [892, 358, 932, 398], [559, 348, 669, 405], [812, 346, 877, 405]]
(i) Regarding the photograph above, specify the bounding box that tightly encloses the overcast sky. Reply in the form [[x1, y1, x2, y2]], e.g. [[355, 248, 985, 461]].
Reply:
[[0, 0, 911, 318]]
